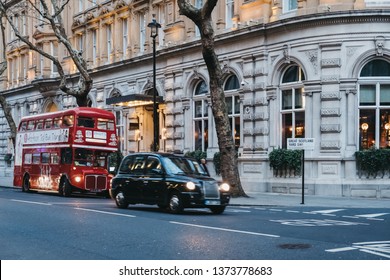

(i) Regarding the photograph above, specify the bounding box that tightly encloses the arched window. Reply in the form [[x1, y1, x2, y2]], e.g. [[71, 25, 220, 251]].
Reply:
[[46, 102, 58, 112], [280, 64, 306, 148], [224, 74, 241, 150], [193, 80, 209, 151], [358, 59, 390, 149]]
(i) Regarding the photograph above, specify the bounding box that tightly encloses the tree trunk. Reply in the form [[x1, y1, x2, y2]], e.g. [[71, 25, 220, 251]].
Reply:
[[178, 0, 247, 197], [0, 95, 16, 148]]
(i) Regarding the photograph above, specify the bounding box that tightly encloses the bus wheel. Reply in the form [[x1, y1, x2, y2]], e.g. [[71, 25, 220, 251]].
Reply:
[[60, 178, 72, 197], [22, 175, 30, 192]]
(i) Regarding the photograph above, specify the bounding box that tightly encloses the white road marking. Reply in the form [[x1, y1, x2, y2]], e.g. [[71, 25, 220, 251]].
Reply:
[[354, 213, 389, 219], [342, 215, 360, 219], [11, 199, 52, 206], [226, 209, 251, 213], [326, 241, 390, 259], [75, 208, 136, 218], [309, 209, 345, 214], [326, 247, 356, 253], [170, 221, 280, 238], [271, 219, 369, 227]]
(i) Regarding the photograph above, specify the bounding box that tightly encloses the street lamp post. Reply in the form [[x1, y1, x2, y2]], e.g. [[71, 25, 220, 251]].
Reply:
[[148, 15, 161, 152]]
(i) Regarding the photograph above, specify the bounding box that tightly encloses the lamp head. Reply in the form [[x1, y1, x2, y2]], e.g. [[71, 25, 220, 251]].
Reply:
[[148, 14, 161, 38]]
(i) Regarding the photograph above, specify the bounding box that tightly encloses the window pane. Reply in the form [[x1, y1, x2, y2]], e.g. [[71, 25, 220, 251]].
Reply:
[[51, 153, 59, 164], [295, 112, 305, 138], [194, 120, 202, 151], [295, 88, 304, 109], [203, 101, 208, 117], [226, 97, 233, 114], [360, 59, 390, 77], [145, 157, 161, 174], [234, 96, 240, 114], [380, 85, 390, 106], [282, 90, 292, 110], [282, 113, 293, 148], [24, 153, 32, 164], [36, 120, 44, 130], [195, 81, 208, 95], [44, 119, 52, 129], [204, 120, 209, 151], [282, 66, 298, 83], [380, 109, 390, 148], [234, 117, 240, 149], [359, 109, 376, 149], [32, 154, 40, 164], [53, 117, 61, 128], [360, 85, 376, 106], [78, 117, 95, 128], [224, 75, 239, 90], [288, 0, 298, 10], [27, 120, 35, 130], [194, 101, 202, 118], [41, 153, 50, 164]]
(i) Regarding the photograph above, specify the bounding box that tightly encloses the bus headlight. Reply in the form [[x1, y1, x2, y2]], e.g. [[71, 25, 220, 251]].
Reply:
[[219, 183, 230, 192], [186, 181, 196, 191], [75, 176, 82, 183]]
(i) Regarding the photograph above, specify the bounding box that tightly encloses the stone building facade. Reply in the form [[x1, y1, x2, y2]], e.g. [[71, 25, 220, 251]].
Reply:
[[1, 0, 390, 198]]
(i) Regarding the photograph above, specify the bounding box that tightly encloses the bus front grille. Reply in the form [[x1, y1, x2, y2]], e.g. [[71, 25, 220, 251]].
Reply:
[[85, 175, 107, 191]]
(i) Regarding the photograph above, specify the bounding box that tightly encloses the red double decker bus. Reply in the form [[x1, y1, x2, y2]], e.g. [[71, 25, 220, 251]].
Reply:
[[13, 107, 118, 197]]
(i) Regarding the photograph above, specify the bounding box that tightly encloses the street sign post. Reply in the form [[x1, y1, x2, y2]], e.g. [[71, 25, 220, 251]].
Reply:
[[287, 138, 315, 204]]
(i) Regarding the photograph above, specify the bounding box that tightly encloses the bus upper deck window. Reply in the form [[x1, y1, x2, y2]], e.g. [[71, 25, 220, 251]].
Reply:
[[27, 120, 35, 130], [97, 119, 114, 130], [20, 122, 27, 131], [53, 117, 62, 128], [44, 119, 52, 129], [36, 120, 44, 130], [63, 115, 74, 127], [78, 117, 95, 128]]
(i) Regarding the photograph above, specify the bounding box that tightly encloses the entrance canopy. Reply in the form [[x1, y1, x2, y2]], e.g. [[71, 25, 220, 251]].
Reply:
[[106, 94, 164, 107]]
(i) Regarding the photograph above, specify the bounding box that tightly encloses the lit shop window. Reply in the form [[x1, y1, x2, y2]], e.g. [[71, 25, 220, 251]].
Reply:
[[224, 75, 241, 150], [280, 65, 306, 148], [359, 59, 390, 149], [193, 80, 209, 151]]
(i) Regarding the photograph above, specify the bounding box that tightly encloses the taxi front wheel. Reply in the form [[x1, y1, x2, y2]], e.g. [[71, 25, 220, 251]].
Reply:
[[115, 190, 129, 209], [209, 205, 226, 214], [168, 193, 184, 214]]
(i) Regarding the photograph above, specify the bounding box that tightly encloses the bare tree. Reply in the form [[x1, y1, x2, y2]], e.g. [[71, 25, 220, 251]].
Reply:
[[0, 8, 16, 147], [177, 0, 247, 197], [0, 0, 92, 106]]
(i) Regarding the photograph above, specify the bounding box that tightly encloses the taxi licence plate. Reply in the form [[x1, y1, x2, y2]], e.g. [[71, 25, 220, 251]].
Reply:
[[205, 200, 220, 205]]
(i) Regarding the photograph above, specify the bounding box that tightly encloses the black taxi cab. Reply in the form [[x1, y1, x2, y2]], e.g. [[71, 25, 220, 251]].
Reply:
[[110, 153, 230, 214]]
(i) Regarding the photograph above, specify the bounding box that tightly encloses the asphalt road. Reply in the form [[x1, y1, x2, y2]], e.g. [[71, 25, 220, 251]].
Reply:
[[1, 187, 389, 260]]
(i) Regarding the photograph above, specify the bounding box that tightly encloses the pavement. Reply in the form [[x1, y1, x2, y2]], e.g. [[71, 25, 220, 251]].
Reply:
[[1, 176, 389, 208]]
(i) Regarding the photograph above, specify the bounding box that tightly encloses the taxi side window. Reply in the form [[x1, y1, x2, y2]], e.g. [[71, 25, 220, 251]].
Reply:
[[145, 157, 162, 175], [131, 156, 145, 175], [119, 156, 145, 175]]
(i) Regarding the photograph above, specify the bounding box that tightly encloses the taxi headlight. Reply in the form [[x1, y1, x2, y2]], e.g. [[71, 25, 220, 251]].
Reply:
[[186, 181, 196, 191], [219, 183, 230, 192]]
